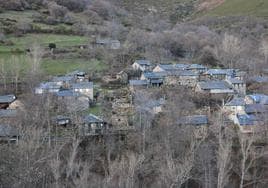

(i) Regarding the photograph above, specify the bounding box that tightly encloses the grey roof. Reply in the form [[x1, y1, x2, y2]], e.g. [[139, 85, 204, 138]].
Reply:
[[52, 76, 74, 82], [247, 94, 268, 105], [186, 64, 207, 70], [237, 114, 256, 126], [245, 104, 267, 114], [167, 70, 198, 77], [0, 95, 16, 103], [250, 76, 268, 83], [84, 114, 104, 124], [205, 69, 235, 76], [174, 64, 188, 70], [0, 109, 17, 118], [135, 60, 151, 66], [67, 70, 86, 76], [142, 72, 167, 79], [178, 115, 208, 126], [96, 38, 111, 44], [225, 97, 245, 106], [56, 90, 81, 97], [129, 80, 148, 86], [198, 81, 232, 90], [158, 64, 178, 71], [39, 82, 61, 89], [72, 82, 93, 89], [227, 78, 244, 84], [0, 124, 19, 137]]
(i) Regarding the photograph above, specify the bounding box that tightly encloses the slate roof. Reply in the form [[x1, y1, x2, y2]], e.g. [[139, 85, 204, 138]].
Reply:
[[0, 95, 16, 103], [134, 60, 151, 66], [186, 64, 207, 70], [250, 76, 268, 83], [174, 64, 188, 70], [52, 76, 74, 83], [0, 124, 19, 137], [247, 94, 268, 105], [56, 90, 81, 97], [157, 64, 178, 71], [227, 78, 244, 84], [84, 114, 104, 124], [39, 82, 61, 89], [237, 114, 256, 126], [205, 69, 235, 76], [142, 72, 167, 79], [164, 70, 198, 77], [245, 104, 267, 114], [177, 115, 208, 126], [0, 109, 17, 118], [198, 81, 232, 90], [72, 82, 93, 89], [129, 80, 148, 86], [225, 97, 245, 106]]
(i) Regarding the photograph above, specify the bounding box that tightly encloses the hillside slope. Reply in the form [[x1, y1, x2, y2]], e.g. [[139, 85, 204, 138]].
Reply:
[[201, 0, 268, 17]]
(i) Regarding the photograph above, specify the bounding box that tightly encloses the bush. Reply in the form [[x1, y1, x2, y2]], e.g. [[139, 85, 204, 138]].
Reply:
[[48, 2, 68, 19], [56, 0, 88, 12]]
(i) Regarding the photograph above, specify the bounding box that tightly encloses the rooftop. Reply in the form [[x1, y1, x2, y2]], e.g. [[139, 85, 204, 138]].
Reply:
[[142, 72, 167, 79], [247, 94, 268, 105], [237, 114, 256, 126], [39, 82, 61, 89], [52, 76, 74, 83], [227, 78, 244, 84], [198, 81, 233, 90], [134, 60, 151, 66], [205, 69, 235, 76], [245, 104, 268, 114], [250, 76, 268, 83], [129, 80, 148, 86], [0, 95, 16, 104], [56, 90, 81, 97], [177, 115, 208, 126], [0, 109, 17, 118], [225, 97, 245, 106], [84, 114, 104, 124], [186, 64, 207, 70], [0, 124, 19, 137], [72, 82, 93, 89]]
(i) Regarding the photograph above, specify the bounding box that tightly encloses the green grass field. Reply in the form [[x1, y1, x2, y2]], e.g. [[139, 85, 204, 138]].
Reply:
[[0, 34, 89, 53], [202, 0, 268, 17], [41, 58, 107, 75]]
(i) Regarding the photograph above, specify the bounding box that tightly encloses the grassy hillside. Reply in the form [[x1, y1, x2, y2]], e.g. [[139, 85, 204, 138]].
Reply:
[[203, 0, 268, 17]]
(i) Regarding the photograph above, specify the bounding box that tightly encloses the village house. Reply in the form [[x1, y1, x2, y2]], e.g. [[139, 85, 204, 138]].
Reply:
[[249, 76, 268, 84], [129, 80, 148, 91], [195, 80, 234, 94], [233, 114, 260, 134], [53, 115, 71, 127], [140, 72, 166, 87], [0, 95, 16, 109], [56, 90, 90, 111], [226, 78, 246, 95], [148, 98, 165, 114], [153, 64, 181, 72], [202, 69, 235, 80], [177, 115, 209, 138], [245, 94, 268, 105], [94, 38, 120, 50], [72, 82, 94, 100], [52, 76, 75, 88], [0, 124, 19, 143], [67, 70, 88, 82], [186, 64, 207, 73], [132, 60, 152, 72], [35, 82, 61, 94], [223, 97, 245, 115], [0, 109, 17, 118], [164, 70, 199, 87], [81, 114, 109, 136]]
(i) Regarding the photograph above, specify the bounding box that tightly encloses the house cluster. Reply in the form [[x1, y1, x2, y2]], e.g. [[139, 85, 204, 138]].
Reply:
[[224, 94, 268, 133], [130, 60, 246, 95], [35, 71, 94, 111], [0, 94, 20, 142], [129, 59, 268, 134]]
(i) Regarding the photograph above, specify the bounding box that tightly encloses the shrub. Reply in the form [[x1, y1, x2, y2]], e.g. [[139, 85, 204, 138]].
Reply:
[[55, 0, 88, 12]]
